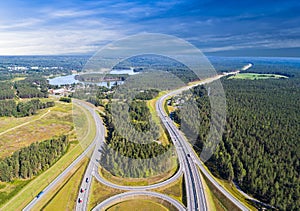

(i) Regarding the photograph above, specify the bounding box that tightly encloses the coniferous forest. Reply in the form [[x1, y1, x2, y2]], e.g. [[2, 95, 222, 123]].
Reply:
[[99, 97, 176, 178], [0, 99, 54, 117], [172, 65, 300, 210], [0, 135, 69, 182]]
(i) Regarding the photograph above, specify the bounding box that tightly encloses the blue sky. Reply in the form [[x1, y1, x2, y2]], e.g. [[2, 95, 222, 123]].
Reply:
[[0, 0, 299, 56]]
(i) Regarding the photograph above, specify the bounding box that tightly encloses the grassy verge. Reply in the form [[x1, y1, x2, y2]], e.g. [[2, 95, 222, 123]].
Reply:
[[201, 164, 256, 211], [0, 180, 31, 206], [146, 91, 169, 146], [154, 175, 183, 203], [99, 159, 178, 186], [88, 178, 124, 210], [33, 158, 89, 210], [0, 101, 97, 211], [198, 168, 217, 211]]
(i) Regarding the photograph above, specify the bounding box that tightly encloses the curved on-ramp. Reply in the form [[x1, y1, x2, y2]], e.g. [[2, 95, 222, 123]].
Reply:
[[93, 164, 183, 191], [91, 191, 186, 211]]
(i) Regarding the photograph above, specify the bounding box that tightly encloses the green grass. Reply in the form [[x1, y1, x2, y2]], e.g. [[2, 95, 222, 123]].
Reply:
[[146, 91, 169, 145], [0, 99, 73, 159], [228, 73, 288, 80], [99, 161, 178, 186], [200, 164, 256, 211], [0, 101, 97, 211], [155, 175, 183, 203], [106, 199, 169, 211], [0, 180, 31, 207], [88, 178, 124, 210]]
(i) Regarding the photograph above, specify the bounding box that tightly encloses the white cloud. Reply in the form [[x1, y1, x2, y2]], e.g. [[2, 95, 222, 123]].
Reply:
[[0, 26, 124, 55]]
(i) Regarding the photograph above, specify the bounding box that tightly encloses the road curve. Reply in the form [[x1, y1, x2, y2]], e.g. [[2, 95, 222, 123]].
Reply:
[[91, 191, 186, 211], [76, 100, 105, 211]]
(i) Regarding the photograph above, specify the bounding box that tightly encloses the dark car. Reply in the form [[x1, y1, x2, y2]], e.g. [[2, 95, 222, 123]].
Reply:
[[80, 188, 84, 193], [85, 177, 89, 183], [78, 198, 83, 203], [36, 191, 44, 198]]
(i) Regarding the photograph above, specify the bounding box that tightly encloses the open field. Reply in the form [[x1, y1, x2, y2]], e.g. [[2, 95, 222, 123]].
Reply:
[[107, 199, 169, 211], [228, 73, 288, 80], [33, 158, 89, 210], [11, 77, 26, 82], [0, 100, 73, 159], [0, 101, 97, 211], [99, 158, 178, 186]]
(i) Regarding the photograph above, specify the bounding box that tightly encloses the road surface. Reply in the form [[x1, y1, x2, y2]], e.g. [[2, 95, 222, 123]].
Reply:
[[91, 191, 186, 211]]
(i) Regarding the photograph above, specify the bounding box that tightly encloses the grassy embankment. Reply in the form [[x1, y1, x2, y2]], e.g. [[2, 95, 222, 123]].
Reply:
[[0, 100, 96, 211], [146, 91, 170, 145], [99, 161, 178, 187], [89, 178, 179, 211], [106, 198, 174, 211]]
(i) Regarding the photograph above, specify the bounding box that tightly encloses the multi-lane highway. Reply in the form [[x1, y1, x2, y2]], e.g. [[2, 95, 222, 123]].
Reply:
[[23, 65, 252, 211], [155, 67, 251, 211], [76, 101, 106, 211], [157, 92, 207, 211]]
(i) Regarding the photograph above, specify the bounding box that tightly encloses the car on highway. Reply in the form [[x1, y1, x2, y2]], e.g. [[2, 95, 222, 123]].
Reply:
[[85, 177, 89, 183], [80, 188, 85, 193], [36, 191, 44, 198], [78, 198, 83, 203]]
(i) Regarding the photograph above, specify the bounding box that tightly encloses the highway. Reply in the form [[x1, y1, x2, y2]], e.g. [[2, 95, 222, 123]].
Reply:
[[91, 191, 186, 211], [155, 67, 251, 211], [93, 165, 183, 191], [23, 65, 251, 211], [157, 94, 207, 211], [75, 100, 106, 211], [23, 100, 98, 211]]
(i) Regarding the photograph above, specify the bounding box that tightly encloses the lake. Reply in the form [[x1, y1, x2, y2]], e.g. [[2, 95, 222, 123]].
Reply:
[[48, 74, 123, 88]]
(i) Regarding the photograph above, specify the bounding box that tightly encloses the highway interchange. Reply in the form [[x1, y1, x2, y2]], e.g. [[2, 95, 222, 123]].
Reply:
[[23, 67, 252, 211]]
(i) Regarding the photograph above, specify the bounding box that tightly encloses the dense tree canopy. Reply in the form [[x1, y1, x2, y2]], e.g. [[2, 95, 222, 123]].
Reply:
[[173, 70, 300, 210], [99, 95, 176, 178], [0, 135, 68, 182], [0, 99, 54, 117]]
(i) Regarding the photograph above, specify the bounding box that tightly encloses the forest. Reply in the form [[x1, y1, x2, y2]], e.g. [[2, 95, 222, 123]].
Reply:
[[0, 77, 49, 100], [0, 99, 54, 117], [14, 77, 48, 98], [99, 95, 176, 178], [172, 66, 300, 210], [0, 135, 69, 182]]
